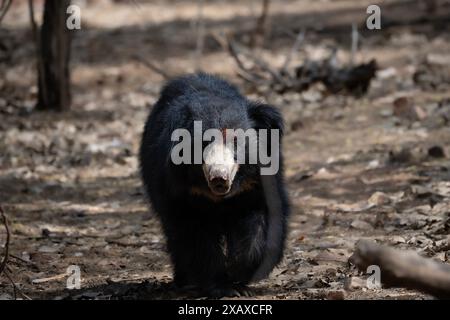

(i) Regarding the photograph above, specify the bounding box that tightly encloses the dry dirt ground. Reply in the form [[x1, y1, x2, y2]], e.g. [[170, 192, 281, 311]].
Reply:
[[1, 0, 450, 300]]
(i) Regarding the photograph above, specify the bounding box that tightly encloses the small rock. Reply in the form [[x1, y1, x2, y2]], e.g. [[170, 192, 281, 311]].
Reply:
[[377, 67, 397, 79], [41, 228, 51, 237], [436, 252, 446, 262], [388, 147, 412, 164], [38, 245, 60, 253], [344, 277, 367, 291], [428, 146, 445, 158], [368, 191, 391, 206], [426, 53, 450, 66], [302, 90, 322, 103], [379, 109, 393, 117], [410, 185, 434, 198], [290, 119, 303, 131], [393, 97, 427, 121], [21, 252, 31, 262], [350, 220, 372, 230], [390, 236, 406, 244], [332, 110, 344, 120], [367, 159, 381, 169], [326, 290, 346, 300], [302, 279, 330, 289]]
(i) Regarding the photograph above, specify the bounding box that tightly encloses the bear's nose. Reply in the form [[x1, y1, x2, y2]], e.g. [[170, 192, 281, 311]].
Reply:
[[209, 176, 230, 195]]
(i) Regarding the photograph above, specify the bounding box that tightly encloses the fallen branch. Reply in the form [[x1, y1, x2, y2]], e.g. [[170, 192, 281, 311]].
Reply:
[[220, 32, 377, 96], [351, 240, 450, 299]]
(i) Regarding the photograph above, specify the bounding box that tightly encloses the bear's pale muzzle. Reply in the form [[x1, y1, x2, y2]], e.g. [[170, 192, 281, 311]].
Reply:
[[203, 141, 238, 195]]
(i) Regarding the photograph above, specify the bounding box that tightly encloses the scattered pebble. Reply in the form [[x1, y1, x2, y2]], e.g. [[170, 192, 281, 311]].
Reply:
[[368, 192, 391, 206], [344, 277, 367, 291]]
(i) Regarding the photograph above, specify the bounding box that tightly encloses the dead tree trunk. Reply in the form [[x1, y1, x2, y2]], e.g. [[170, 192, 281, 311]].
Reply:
[[37, 0, 72, 111]]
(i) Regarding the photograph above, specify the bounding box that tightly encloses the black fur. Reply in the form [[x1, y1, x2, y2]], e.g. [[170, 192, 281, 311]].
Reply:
[[139, 73, 290, 297]]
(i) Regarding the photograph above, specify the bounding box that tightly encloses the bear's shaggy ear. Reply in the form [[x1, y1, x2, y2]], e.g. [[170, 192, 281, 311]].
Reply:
[[248, 102, 284, 136]]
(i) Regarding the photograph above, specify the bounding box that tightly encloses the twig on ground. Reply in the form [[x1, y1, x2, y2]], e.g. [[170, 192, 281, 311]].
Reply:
[[31, 273, 68, 284]]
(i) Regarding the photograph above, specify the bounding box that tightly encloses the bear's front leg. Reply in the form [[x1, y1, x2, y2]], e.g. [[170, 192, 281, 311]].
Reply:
[[164, 216, 232, 297], [226, 211, 268, 288]]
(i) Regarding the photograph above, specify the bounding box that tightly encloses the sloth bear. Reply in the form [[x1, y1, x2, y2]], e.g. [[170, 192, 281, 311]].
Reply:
[[139, 73, 289, 297]]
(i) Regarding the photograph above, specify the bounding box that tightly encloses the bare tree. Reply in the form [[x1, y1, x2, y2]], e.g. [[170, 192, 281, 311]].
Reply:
[[251, 0, 271, 47], [0, 0, 13, 25], [193, 0, 205, 71], [35, 0, 72, 111]]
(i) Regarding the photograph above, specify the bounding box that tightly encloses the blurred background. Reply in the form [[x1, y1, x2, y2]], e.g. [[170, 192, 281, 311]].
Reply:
[[0, 0, 450, 300]]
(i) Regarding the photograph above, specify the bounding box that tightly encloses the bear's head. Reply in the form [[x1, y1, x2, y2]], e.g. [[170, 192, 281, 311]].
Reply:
[[170, 94, 284, 201]]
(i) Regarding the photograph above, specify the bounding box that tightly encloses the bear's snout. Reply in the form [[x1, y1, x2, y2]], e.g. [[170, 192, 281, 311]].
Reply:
[[209, 176, 230, 195], [203, 141, 238, 195]]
